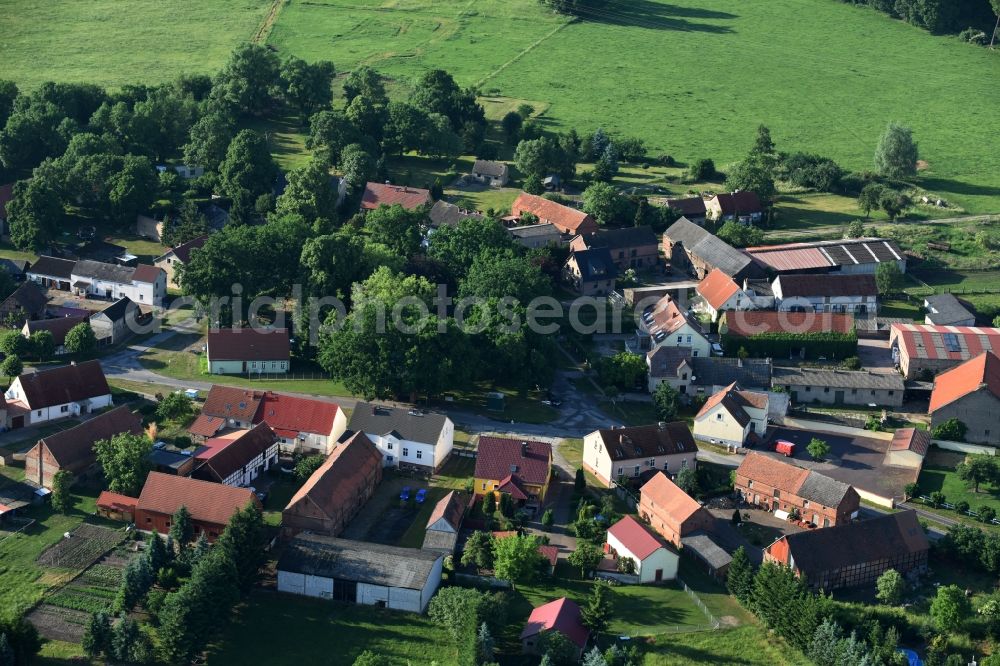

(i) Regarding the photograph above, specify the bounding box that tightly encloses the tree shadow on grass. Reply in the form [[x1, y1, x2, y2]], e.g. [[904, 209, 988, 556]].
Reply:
[[573, 0, 736, 33], [918, 176, 1000, 198]]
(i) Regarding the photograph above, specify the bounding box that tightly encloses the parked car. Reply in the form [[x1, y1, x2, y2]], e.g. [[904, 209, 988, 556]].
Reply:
[[415, 488, 427, 504], [775, 440, 795, 457], [400, 486, 411, 501]]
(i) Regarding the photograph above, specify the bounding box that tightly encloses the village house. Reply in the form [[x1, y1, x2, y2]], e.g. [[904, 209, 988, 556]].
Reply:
[[511, 192, 598, 236], [0, 282, 47, 324], [4, 360, 113, 429], [638, 471, 715, 548], [605, 514, 679, 583], [191, 422, 279, 487], [735, 452, 860, 527], [928, 351, 1000, 444], [360, 182, 431, 212], [695, 268, 756, 321], [772, 274, 878, 315], [507, 223, 562, 249], [923, 293, 976, 327], [347, 402, 454, 473], [765, 510, 928, 591], [693, 382, 769, 449], [521, 598, 589, 660], [157, 164, 204, 179], [68, 260, 166, 307], [281, 432, 382, 538], [154, 235, 207, 287], [428, 201, 483, 229], [583, 422, 698, 487], [89, 297, 150, 346], [889, 323, 1000, 379], [21, 315, 87, 355], [773, 366, 904, 408], [563, 248, 617, 296], [26, 256, 76, 291], [637, 293, 711, 357], [646, 349, 772, 395], [661, 218, 762, 282], [474, 436, 552, 504], [664, 197, 707, 226], [188, 385, 263, 436], [705, 191, 764, 224], [277, 533, 443, 613], [24, 405, 142, 488], [422, 490, 465, 554], [745, 238, 906, 276], [132, 471, 260, 541], [206, 327, 291, 375], [470, 160, 509, 187], [568, 226, 659, 270]]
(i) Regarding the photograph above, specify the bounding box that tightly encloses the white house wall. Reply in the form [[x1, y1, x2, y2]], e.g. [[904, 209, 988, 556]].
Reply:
[[638, 548, 679, 583], [693, 404, 749, 448], [421, 556, 444, 611], [276, 571, 334, 599]]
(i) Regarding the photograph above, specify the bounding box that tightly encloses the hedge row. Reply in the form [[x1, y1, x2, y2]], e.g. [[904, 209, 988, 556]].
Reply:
[[722, 331, 857, 360]]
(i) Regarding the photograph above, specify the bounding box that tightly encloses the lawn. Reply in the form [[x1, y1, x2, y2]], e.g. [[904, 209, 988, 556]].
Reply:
[[431, 456, 476, 491], [599, 399, 660, 426], [207, 591, 460, 665], [917, 448, 1000, 522], [560, 438, 583, 470], [642, 624, 807, 665], [0, 0, 273, 90]]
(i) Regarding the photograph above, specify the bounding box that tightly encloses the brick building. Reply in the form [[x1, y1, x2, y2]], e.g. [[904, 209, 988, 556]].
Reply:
[[134, 472, 259, 541], [637, 471, 714, 548]]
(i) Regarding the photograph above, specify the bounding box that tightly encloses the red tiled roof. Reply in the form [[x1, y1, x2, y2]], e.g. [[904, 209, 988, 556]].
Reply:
[[131, 264, 162, 284], [426, 491, 464, 531], [188, 413, 225, 438], [97, 491, 138, 513], [537, 544, 559, 567], [607, 514, 669, 561], [889, 428, 931, 456], [207, 328, 290, 362], [511, 193, 597, 235], [194, 422, 276, 482], [712, 191, 762, 215], [497, 474, 529, 500], [647, 294, 702, 337], [722, 311, 854, 337], [695, 382, 766, 426], [254, 391, 340, 437], [890, 324, 1000, 362], [640, 472, 704, 526], [696, 268, 741, 310], [665, 197, 707, 216], [37, 405, 142, 467], [137, 471, 257, 526], [360, 182, 431, 211], [283, 432, 382, 521], [929, 352, 1000, 412], [736, 452, 809, 495], [775, 274, 877, 298], [24, 315, 88, 346], [475, 436, 551, 487], [200, 385, 264, 423], [520, 598, 590, 649]]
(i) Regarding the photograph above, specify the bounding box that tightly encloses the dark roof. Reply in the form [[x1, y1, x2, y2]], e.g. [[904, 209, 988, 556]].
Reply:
[[713, 191, 763, 215], [24, 315, 88, 346], [195, 422, 276, 482], [664, 219, 755, 278], [575, 226, 658, 251], [206, 328, 290, 362], [167, 236, 208, 264], [594, 423, 696, 461], [776, 274, 877, 298], [131, 265, 162, 284], [773, 366, 904, 391], [746, 238, 905, 272], [796, 472, 855, 508], [94, 297, 138, 324], [646, 346, 690, 378], [924, 293, 976, 326], [37, 406, 142, 468], [0, 258, 29, 275], [15, 360, 110, 409], [278, 533, 441, 590], [347, 402, 450, 445], [475, 436, 551, 486], [681, 533, 733, 570], [664, 217, 711, 247], [72, 260, 135, 283], [571, 247, 618, 282], [3, 282, 47, 314], [428, 201, 483, 228], [665, 197, 707, 216], [508, 223, 560, 239], [689, 356, 772, 389], [778, 511, 928, 574], [29, 256, 76, 280]]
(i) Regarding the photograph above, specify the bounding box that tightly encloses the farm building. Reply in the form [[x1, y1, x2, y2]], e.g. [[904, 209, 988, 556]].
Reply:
[[771, 274, 878, 315], [470, 160, 509, 187], [507, 222, 562, 249], [693, 382, 769, 449], [521, 598, 590, 660], [360, 182, 431, 212], [889, 323, 1000, 379], [563, 247, 617, 296], [21, 315, 87, 355], [680, 533, 733, 579], [134, 472, 259, 541], [191, 422, 279, 487], [26, 256, 76, 290], [705, 191, 763, 224], [0, 282, 47, 323], [923, 293, 976, 327], [422, 490, 466, 554], [663, 197, 707, 225], [89, 297, 151, 346], [745, 238, 906, 276], [428, 201, 483, 229], [885, 428, 931, 469], [4, 360, 113, 429], [347, 402, 453, 473], [569, 226, 659, 270], [511, 192, 598, 236], [928, 351, 1000, 444], [735, 452, 860, 527], [638, 471, 714, 548], [96, 491, 138, 522], [720, 311, 856, 360], [206, 327, 290, 375], [765, 511, 929, 590], [281, 432, 383, 539], [646, 351, 772, 395], [24, 406, 143, 488], [276, 533, 443, 613], [772, 366, 904, 408], [605, 515, 678, 583], [474, 436, 552, 504], [661, 218, 763, 281], [583, 422, 697, 488]]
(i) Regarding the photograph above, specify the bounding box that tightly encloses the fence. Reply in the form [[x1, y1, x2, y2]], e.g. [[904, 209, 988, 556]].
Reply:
[[0, 517, 36, 546], [238, 372, 333, 382], [916, 495, 1000, 526], [679, 577, 721, 630]]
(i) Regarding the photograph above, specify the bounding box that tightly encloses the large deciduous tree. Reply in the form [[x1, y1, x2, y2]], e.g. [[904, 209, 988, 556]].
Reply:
[[7, 177, 63, 251], [874, 121, 918, 179], [219, 129, 278, 203], [280, 56, 335, 122], [95, 432, 153, 497]]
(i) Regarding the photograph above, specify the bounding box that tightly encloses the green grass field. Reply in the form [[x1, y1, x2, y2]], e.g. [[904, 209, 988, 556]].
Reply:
[[917, 448, 1000, 524]]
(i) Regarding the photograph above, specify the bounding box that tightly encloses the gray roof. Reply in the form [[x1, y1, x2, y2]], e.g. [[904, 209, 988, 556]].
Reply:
[[646, 346, 690, 378], [571, 247, 617, 282], [472, 160, 508, 177], [148, 449, 193, 471], [509, 223, 560, 239], [347, 402, 450, 445], [680, 533, 733, 570], [428, 200, 483, 228], [0, 258, 28, 275], [29, 256, 76, 280], [422, 530, 459, 554], [689, 357, 772, 389], [72, 260, 136, 284], [690, 235, 755, 278], [923, 293, 976, 326], [95, 296, 137, 323], [772, 366, 904, 391], [576, 226, 657, 250], [278, 534, 441, 590], [798, 471, 854, 508], [664, 217, 710, 247]]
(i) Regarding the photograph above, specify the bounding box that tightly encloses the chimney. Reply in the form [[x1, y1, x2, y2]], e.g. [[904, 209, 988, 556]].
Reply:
[[521, 441, 528, 457]]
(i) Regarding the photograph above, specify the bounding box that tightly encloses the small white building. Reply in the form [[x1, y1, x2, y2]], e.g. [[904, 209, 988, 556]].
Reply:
[[693, 382, 769, 450], [68, 261, 166, 307], [276, 534, 443, 613], [470, 160, 509, 187], [605, 515, 679, 583], [4, 360, 113, 429], [347, 403, 454, 473], [772, 274, 878, 315], [638, 294, 712, 357]]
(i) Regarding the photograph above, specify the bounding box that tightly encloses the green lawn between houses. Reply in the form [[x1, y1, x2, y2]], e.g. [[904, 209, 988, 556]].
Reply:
[[916, 448, 1000, 530]]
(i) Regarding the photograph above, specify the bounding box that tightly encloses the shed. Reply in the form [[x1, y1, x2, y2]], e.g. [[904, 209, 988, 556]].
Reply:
[[680, 533, 732, 579], [605, 515, 678, 583]]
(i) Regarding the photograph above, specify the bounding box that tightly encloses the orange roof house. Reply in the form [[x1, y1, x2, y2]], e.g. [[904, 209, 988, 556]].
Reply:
[[511, 193, 598, 236], [360, 182, 432, 211], [696, 268, 750, 320], [638, 472, 714, 547], [134, 472, 259, 541], [928, 351, 1000, 444]]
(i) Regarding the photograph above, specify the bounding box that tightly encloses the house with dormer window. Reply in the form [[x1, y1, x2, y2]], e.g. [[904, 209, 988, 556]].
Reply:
[[582, 423, 697, 488]]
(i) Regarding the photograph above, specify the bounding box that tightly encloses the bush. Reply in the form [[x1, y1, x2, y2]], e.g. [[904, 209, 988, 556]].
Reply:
[[932, 418, 967, 442], [657, 154, 676, 167], [955, 501, 970, 515], [688, 158, 716, 181], [959, 27, 987, 44], [841, 356, 861, 370]]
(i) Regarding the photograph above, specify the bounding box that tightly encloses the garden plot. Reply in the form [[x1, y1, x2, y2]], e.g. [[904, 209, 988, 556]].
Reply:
[[36, 524, 126, 569]]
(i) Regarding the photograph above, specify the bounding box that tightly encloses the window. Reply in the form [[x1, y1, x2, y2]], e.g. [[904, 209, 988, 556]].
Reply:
[[482, 482, 487, 490], [805, 386, 811, 392], [681, 459, 688, 468], [803, 500, 809, 508], [647, 458, 655, 467], [677, 336, 683, 344], [686, 335, 692, 343], [387, 442, 393, 450], [662, 461, 669, 471], [37, 410, 42, 416], [716, 413, 723, 420], [633, 465, 640, 477], [416, 450, 423, 459], [824, 387, 830, 393], [60, 405, 69, 413], [693, 350, 699, 356], [682, 372, 688, 380], [387, 455, 394, 462], [888, 391, 894, 396], [851, 388, 857, 395], [773, 489, 781, 498], [402, 447, 409, 457], [146, 517, 152, 523], [871, 390, 876, 396], [747, 480, 754, 488], [617, 467, 623, 477]]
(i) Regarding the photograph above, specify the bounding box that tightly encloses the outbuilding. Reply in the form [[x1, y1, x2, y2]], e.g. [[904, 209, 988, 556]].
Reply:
[[605, 515, 678, 583], [276, 533, 443, 613]]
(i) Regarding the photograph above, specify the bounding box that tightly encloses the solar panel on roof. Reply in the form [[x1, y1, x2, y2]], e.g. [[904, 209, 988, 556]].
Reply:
[[943, 333, 961, 353]]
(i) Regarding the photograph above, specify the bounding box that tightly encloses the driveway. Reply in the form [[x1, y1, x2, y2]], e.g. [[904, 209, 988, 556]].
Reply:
[[857, 337, 895, 374]]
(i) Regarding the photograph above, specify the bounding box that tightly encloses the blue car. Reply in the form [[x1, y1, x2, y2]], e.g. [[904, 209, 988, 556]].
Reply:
[[415, 489, 428, 504], [400, 486, 411, 501]]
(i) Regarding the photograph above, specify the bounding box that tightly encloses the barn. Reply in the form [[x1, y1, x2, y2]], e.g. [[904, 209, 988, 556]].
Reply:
[[276, 534, 443, 613]]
